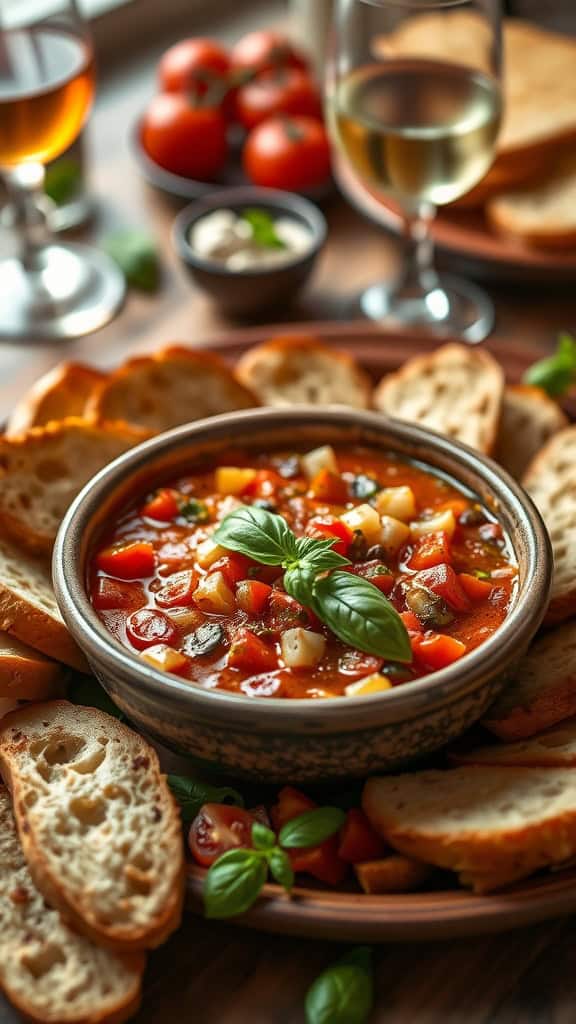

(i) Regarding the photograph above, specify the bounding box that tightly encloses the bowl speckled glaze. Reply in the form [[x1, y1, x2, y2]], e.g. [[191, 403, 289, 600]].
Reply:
[[53, 408, 552, 784]]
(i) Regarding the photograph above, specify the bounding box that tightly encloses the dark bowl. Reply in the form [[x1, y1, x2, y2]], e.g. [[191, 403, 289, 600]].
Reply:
[[53, 408, 552, 784], [171, 187, 327, 317]]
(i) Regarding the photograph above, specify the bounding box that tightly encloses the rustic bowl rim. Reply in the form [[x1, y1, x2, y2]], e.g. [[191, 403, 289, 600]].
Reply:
[[53, 407, 552, 730]]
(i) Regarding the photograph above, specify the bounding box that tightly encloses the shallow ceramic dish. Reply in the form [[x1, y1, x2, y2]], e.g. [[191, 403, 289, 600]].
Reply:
[[53, 407, 551, 784]]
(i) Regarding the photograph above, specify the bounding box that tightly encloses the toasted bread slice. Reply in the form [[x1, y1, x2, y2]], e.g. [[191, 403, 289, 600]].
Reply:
[[373, 343, 504, 454], [0, 418, 148, 555], [6, 363, 107, 437], [487, 157, 576, 250], [235, 335, 372, 408], [0, 702, 185, 953], [0, 534, 87, 672], [496, 385, 568, 480], [0, 786, 144, 1024], [0, 632, 63, 701], [363, 766, 576, 893], [88, 346, 257, 432], [523, 427, 576, 624], [482, 621, 576, 740], [452, 717, 576, 769]]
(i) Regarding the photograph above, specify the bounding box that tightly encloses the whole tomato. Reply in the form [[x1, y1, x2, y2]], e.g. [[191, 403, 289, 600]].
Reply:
[[231, 30, 308, 78], [243, 115, 331, 191], [158, 37, 230, 97], [236, 68, 322, 131], [142, 93, 227, 180]]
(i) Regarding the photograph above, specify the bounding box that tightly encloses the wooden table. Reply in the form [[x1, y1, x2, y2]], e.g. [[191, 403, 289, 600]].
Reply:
[[1, 4, 576, 1022]]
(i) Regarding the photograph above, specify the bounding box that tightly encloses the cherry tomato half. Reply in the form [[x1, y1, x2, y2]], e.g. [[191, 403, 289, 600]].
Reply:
[[236, 68, 321, 131], [142, 93, 228, 180], [230, 30, 308, 78], [188, 803, 256, 867], [126, 608, 178, 651], [243, 115, 331, 191], [159, 37, 230, 97]]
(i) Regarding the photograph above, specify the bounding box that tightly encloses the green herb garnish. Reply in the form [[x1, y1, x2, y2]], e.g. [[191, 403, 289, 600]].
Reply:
[[168, 775, 244, 823], [241, 207, 286, 249], [305, 947, 374, 1024], [523, 332, 576, 397], [279, 807, 346, 849], [44, 157, 82, 205], [179, 498, 209, 523], [103, 230, 161, 292], [214, 506, 411, 662]]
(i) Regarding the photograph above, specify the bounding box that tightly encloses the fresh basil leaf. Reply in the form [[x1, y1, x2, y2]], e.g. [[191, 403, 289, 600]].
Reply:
[[214, 506, 298, 565], [168, 775, 244, 823], [241, 207, 286, 250], [279, 807, 345, 849], [523, 332, 576, 397], [284, 565, 317, 606], [305, 948, 374, 1024], [252, 822, 276, 851], [204, 848, 267, 919], [268, 848, 294, 891], [103, 230, 160, 292], [295, 535, 351, 572], [44, 156, 82, 205], [180, 498, 209, 523], [314, 570, 411, 663], [67, 676, 126, 720]]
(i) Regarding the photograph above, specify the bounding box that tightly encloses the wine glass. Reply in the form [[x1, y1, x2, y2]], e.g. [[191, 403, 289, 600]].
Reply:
[[328, 0, 502, 343], [0, 0, 125, 341]]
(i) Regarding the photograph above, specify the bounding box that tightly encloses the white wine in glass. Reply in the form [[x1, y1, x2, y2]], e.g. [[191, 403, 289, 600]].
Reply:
[[328, 0, 503, 342]]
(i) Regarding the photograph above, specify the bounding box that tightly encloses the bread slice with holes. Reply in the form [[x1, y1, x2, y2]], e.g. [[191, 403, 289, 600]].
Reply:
[[0, 534, 87, 672], [496, 385, 568, 480], [235, 335, 372, 408], [0, 701, 185, 953], [363, 766, 576, 893], [0, 632, 63, 701], [523, 426, 576, 624], [87, 345, 257, 432], [0, 786, 144, 1024], [6, 363, 107, 437], [373, 343, 504, 454], [452, 718, 576, 769], [0, 418, 148, 555], [482, 621, 576, 740]]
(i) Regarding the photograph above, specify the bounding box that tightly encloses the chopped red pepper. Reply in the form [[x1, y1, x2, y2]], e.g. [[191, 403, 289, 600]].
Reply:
[[270, 786, 316, 831], [308, 469, 348, 503], [141, 488, 180, 522], [412, 564, 471, 613], [267, 590, 319, 631], [92, 577, 145, 611], [400, 610, 423, 635], [211, 553, 255, 587], [459, 572, 493, 602], [412, 633, 467, 670], [242, 468, 284, 499], [407, 531, 452, 571], [351, 560, 394, 595], [337, 808, 387, 864], [236, 579, 273, 615], [155, 569, 198, 608], [228, 628, 278, 672], [96, 541, 155, 581], [306, 515, 353, 557], [289, 837, 348, 886]]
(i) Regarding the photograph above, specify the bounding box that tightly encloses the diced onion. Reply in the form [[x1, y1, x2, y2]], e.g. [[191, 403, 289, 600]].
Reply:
[[375, 486, 416, 522], [281, 628, 326, 668]]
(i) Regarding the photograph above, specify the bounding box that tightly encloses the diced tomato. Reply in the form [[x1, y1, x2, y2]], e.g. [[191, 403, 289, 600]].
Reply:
[[242, 468, 284, 499], [289, 837, 348, 886], [351, 561, 394, 595], [228, 628, 279, 672], [96, 541, 155, 580], [338, 649, 383, 679], [305, 515, 353, 557], [412, 633, 467, 670], [126, 607, 178, 650], [188, 804, 256, 867], [337, 809, 387, 864], [92, 577, 145, 611], [400, 610, 423, 635], [155, 569, 198, 608], [267, 590, 319, 631], [236, 579, 273, 615], [141, 488, 180, 522], [459, 573, 493, 602], [308, 469, 348, 503], [270, 786, 316, 831], [210, 553, 254, 587], [412, 564, 471, 613], [407, 532, 452, 571]]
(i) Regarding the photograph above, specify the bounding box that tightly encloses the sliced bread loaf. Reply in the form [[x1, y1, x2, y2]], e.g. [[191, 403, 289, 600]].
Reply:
[[0, 786, 144, 1024], [487, 158, 576, 250], [452, 717, 576, 769], [363, 766, 576, 892], [235, 335, 372, 408], [0, 701, 185, 953], [496, 385, 567, 480], [523, 427, 576, 624], [6, 362, 107, 437], [0, 632, 63, 701], [87, 346, 257, 432], [482, 621, 576, 740], [373, 343, 504, 454]]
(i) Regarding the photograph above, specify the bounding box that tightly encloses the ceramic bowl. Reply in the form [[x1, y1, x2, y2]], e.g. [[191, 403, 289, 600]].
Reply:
[[53, 408, 552, 784]]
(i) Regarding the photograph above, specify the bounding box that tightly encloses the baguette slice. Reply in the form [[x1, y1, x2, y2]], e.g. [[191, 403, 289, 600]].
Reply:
[[373, 343, 504, 454], [0, 786, 144, 1024], [496, 385, 568, 480], [6, 363, 107, 437], [0, 702, 185, 953], [0, 632, 63, 701], [482, 621, 576, 740], [235, 335, 372, 408], [88, 346, 257, 432], [487, 158, 576, 251], [0, 418, 148, 555], [523, 427, 576, 624], [0, 534, 87, 672], [363, 766, 576, 893], [452, 717, 576, 769]]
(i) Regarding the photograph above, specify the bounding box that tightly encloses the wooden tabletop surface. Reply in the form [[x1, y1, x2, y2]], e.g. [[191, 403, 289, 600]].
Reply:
[[1, 3, 576, 1022]]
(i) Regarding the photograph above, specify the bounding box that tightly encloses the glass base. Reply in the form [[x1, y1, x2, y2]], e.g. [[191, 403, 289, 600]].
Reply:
[[358, 273, 494, 345], [0, 242, 126, 342]]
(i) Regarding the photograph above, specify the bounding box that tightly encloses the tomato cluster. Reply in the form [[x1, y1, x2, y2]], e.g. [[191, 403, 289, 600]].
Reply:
[[141, 30, 331, 191]]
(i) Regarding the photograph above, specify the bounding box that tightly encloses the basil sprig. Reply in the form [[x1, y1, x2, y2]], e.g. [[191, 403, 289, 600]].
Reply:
[[305, 947, 374, 1024], [168, 775, 244, 823], [204, 807, 344, 919], [214, 506, 410, 662], [523, 332, 576, 397]]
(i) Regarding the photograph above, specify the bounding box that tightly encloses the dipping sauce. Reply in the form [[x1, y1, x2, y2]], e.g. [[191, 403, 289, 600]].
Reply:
[[90, 444, 517, 700], [189, 207, 312, 270]]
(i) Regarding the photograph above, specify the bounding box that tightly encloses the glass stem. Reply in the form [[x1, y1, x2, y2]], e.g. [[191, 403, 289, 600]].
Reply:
[[5, 163, 53, 273], [396, 201, 439, 297]]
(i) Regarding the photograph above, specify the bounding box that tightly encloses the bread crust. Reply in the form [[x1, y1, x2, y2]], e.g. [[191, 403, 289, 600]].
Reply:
[[0, 632, 63, 700], [496, 385, 567, 481], [6, 363, 107, 438]]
